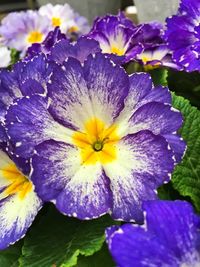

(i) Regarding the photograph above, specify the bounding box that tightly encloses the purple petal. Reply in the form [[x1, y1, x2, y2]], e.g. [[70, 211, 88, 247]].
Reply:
[[103, 130, 174, 222], [5, 95, 68, 158], [144, 200, 200, 263], [129, 102, 183, 135], [107, 224, 177, 267], [163, 134, 186, 163], [107, 201, 200, 267], [50, 36, 101, 64]]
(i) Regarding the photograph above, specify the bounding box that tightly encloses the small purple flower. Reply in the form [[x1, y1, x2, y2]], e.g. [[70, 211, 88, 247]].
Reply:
[[136, 44, 182, 70], [165, 0, 200, 72], [0, 148, 42, 250], [5, 53, 185, 222], [133, 22, 164, 49], [88, 13, 143, 63], [27, 27, 66, 58], [0, 11, 51, 54], [106, 200, 200, 267]]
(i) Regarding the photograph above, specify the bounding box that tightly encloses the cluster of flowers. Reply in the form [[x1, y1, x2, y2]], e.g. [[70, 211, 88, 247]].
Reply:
[[0, 3, 90, 65], [0, 0, 200, 266]]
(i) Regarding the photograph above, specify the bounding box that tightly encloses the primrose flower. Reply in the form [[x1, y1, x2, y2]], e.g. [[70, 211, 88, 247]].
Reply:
[[0, 11, 51, 54], [88, 13, 143, 63], [0, 46, 11, 68], [165, 0, 200, 72], [27, 27, 66, 58], [106, 200, 200, 267], [39, 3, 89, 37], [5, 53, 185, 222], [137, 44, 182, 71], [0, 148, 42, 249]]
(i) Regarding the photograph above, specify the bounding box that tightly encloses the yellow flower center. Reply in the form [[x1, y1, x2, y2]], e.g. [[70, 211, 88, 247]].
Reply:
[[72, 118, 120, 165], [1, 163, 32, 200], [27, 31, 43, 44], [52, 17, 61, 27], [68, 25, 79, 33], [110, 46, 125, 56], [141, 55, 161, 71]]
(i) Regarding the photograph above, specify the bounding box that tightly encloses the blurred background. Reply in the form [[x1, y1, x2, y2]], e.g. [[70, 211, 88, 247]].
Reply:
[[0, 0, 179, 24]]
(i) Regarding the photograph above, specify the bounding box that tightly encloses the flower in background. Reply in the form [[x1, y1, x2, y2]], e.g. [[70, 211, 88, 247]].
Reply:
[[106, 200, 200, 267], [133, 21, 164, 49], [88, 13, 143, 63], [0, 11, 51, 54], [136, 44, 182, 71], [27, 27, 66, 59], [5, 53, 185, 222], [0, 148, 42, 249], [69, 12, 90, 37], [39, 3, 90, 37], [0, 46, 11, 68], [165, 0, 200, 72]]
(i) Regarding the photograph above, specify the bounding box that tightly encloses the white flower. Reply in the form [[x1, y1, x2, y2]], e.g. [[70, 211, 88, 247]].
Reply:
[[0, 46, 11, 68]]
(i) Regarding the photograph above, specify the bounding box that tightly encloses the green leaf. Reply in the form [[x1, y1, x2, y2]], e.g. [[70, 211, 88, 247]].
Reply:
[[0, 240, 23, 267], [76, 243, 115, 267], [19, 205, 118, 267], [148, 68, 168, 86], [171, 93, 200, 211], [10, 49, 20, 66]]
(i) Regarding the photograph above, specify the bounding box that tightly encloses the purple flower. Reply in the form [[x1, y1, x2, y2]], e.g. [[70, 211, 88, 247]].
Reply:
[[0, 148, 42, 249], [133, 22, 164, 49], [165, 0, 200, 72], [136, 44, 182, 70], [106, 200, 200, 267], [5, 53, 185, 222], [0, 11, 51, 54], [88, 13, 143, 63], [27, 27, 66, 58]]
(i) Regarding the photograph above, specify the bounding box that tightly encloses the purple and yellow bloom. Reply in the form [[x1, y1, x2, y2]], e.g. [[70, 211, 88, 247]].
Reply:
[[39, 3, 90, 37], [0, 148, 42, 249], [5, 53, 185, 222], [0, 11, 51, 54], [106, 200, 200, 267], [27, 27, 66, 58], [165, 0, 200, 72], [137, 44, 182, 71], [88, 13, 143, 63]]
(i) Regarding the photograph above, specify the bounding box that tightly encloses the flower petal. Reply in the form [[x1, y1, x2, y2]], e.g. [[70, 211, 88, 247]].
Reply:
[[103, 130, 174, 222], [129, 102, 183, 136], [50, 36, 101, 64], [106, 224, 177, 267], [83, 53, 129, 123], [6, 95, 70, 158], [31, 140, 112, 219], [0, 150, 42, 249]]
